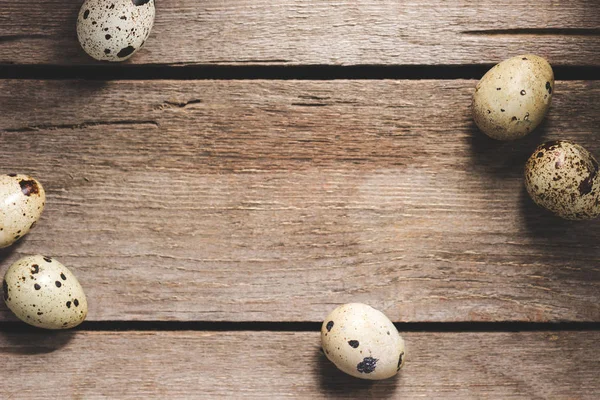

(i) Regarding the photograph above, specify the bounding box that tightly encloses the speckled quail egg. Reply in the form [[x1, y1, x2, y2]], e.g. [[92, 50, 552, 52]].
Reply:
[[0, 174, 45, 248], [525, 140, 599, 220], [3, 255, 88, 329], [473, 55, 554, 140], [321, 303, 405, 380], [77, 0, 155, 62]]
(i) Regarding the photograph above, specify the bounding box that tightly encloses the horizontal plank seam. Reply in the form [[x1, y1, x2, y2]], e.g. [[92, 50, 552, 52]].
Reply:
[[462, 28, 600, 36], [0, 321, 599, 333], [0, 65, 598, 80]]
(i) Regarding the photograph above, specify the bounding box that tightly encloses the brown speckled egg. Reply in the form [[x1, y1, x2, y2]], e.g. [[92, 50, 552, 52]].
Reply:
[[3, 255, 88, 329], [0, 174, 45, 248], [525, 140, 599, 220], [473, 55, 554, 140], [321, 303, 405, 380], [77, 0, 155, 62]]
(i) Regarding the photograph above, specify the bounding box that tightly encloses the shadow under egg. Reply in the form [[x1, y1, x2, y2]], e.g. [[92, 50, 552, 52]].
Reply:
[[312, 347, 400, 399], [466, 118, 550, 179], [0, 324, 76, 355]]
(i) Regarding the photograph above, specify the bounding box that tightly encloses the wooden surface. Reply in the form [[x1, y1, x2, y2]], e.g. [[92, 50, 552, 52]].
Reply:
[[0, 80, 598, 323], [1, 0, 599, 398], [1, 330, 599, 399], [0, 0, 599, 66]]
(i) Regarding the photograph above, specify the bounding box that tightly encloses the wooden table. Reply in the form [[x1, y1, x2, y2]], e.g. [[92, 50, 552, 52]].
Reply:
[[1, 1, 599, 398]]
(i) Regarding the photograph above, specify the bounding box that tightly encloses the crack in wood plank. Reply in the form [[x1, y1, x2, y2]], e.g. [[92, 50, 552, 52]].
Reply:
[[2, 120, 160, 132], [161, 99, 203, 108], [462, 28, 600, 36]]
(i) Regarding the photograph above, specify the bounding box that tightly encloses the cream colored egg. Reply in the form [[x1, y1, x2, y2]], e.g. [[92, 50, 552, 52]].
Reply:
[[321, 303, 405, 380], [3, 255, 88, 329], [77, 0, 155, 62], [0, 174, 45, 248], [525, 140, 599, 220], [473, 55, 554, 140]]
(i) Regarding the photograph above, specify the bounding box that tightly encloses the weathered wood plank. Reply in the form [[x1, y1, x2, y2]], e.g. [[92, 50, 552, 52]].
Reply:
[[0, 330, 598, 398], [0, 80, 598, 322], [0, 0, 599, 66]]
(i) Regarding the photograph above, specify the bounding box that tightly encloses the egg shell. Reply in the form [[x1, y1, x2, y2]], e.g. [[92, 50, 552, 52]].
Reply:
[[77, 0, 155, 62], [0, 174, 45, 248], [321, 303, 405, 380], [473, 55, 554, 140], [3, 255, 88, 329], [525, 140, 600, 220]]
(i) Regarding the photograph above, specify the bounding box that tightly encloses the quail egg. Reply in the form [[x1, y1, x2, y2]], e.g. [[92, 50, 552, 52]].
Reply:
[[3, 255, 88, 329], [473, 55, 554, 140], [321, 303, 405, 380], [525, 140, 599, 220], [0, 174, 45, 248], [77, 0, 155, 62]]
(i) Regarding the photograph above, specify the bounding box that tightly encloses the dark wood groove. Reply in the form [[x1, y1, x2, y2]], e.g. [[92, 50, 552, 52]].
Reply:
[[0, 64, 598, 80], [463, 28, 600, 36], [2, 120, 160, 133], [1, 321, 599, 333]]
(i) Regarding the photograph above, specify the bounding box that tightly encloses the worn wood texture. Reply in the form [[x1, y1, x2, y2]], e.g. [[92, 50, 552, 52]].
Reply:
[[1, 0, 599, 66], [0, 80, 598, 323], [0, 330, 597, 399]]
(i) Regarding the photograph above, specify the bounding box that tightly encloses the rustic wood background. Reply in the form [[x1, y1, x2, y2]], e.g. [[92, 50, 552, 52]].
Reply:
[[0, 1, 598, 398]]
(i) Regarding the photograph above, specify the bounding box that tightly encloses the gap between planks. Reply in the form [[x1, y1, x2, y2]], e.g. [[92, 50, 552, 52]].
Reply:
[[0, 65, 598, 81], [1, 321, 599, 333]]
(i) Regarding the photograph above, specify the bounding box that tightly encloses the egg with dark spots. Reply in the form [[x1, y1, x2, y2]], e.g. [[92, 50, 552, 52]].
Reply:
[[77, 0, 155, 62], [321, 303, 406, 380], [473, 55, 554, 140], [0, 174, 45, 248], [525, 140, 600, 220], [3, 255, 88, 329]]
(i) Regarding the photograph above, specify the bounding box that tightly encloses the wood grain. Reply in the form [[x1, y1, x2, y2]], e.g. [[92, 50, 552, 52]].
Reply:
[[0, 80, 598, 323], [0, 0, 599, 66], [0, 330, 598, 399]]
